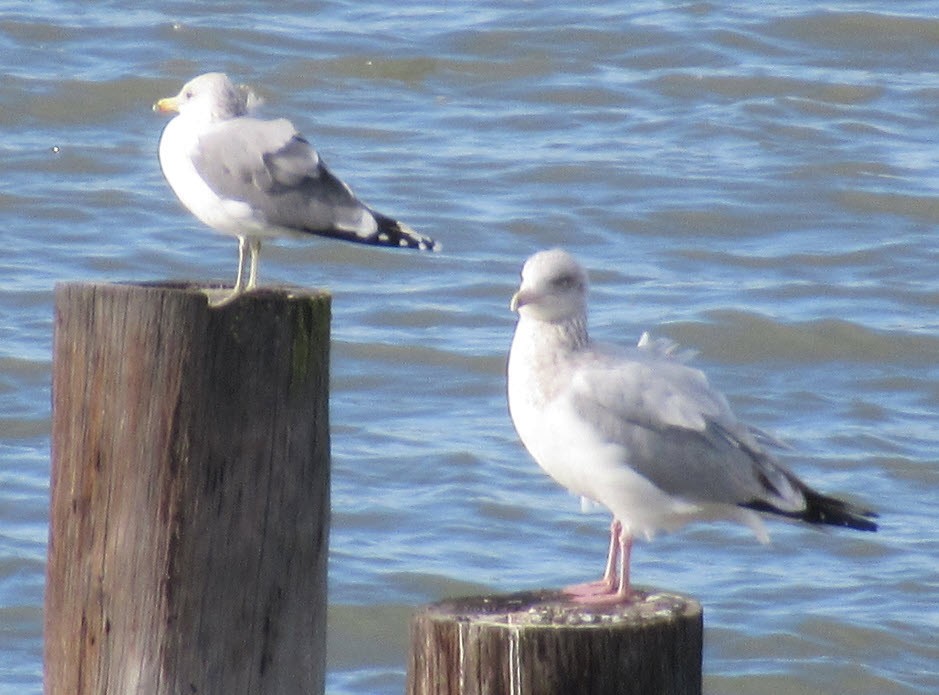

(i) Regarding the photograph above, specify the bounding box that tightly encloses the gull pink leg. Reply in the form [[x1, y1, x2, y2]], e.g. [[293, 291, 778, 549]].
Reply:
[[566, 520, 637, 605], [564, 518, 621, 599], [601, 518, 621, 586], [612, 532, 635, 602]]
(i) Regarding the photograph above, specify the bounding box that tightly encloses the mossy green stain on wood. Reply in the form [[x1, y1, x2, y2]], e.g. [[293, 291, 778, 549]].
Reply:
[[290, 293, 330, 396]]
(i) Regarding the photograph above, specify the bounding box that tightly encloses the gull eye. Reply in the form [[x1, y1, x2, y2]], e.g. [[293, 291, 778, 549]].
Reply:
[[551, 273, 578, 290]]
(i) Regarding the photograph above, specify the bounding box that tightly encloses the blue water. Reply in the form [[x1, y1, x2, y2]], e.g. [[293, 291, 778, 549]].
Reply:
[[2, 2, 938, 693]]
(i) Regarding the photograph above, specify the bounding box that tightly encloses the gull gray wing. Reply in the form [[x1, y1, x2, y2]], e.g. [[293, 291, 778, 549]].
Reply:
[[190, 117, 384, 241], [567, 346, 805, 511]]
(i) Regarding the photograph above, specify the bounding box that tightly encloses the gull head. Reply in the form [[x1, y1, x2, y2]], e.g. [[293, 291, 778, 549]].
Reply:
[[510, 248, 588, 323], [153, 72, 248, 124]]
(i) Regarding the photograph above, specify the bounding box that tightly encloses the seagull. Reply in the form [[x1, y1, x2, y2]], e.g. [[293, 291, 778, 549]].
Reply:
[[154, 72, 437, 304], [506, 248, 878, 604]]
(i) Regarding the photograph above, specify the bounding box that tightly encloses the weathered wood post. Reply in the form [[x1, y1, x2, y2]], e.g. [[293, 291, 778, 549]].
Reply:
[[45, 283, 330, 695], [407, 588, 702, 695]]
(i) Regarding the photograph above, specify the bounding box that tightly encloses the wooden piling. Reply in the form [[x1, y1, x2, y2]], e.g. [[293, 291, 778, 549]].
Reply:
[[45, 283, 331, 695], [407, 588, 702, 695]]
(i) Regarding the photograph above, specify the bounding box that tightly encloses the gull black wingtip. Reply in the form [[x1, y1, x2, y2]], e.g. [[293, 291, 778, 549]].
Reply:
[[743, 490, 879, 533]]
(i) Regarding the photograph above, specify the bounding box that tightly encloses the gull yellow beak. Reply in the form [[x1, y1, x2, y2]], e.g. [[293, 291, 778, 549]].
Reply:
[[510, 290, 530, 313], [153, 95, 180, 114]]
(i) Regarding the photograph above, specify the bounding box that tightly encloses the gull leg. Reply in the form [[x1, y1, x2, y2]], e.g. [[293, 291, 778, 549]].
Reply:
[[207, 237, 248, 307], [612, 532, 635, 602], [564, 518, 620, 598], [603, 518, 622, 587], [233, 236, 248, 294], [246, 238, 261, 290], [566, 519, 637, 605]]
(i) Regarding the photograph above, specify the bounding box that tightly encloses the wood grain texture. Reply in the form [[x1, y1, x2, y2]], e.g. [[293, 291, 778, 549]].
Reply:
[[407, 589, 702, 695], [46, 283, 331, 695]]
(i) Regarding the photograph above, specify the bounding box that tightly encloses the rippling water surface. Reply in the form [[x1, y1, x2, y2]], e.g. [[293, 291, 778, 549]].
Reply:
[[2, 2, 938, 693]]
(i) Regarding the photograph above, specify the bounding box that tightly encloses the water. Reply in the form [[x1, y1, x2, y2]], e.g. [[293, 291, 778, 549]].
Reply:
[[2, 1, 938, 692]]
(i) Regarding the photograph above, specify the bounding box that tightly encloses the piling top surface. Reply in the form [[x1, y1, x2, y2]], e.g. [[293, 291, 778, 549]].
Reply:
[[422, 588, 701, 629], [60, 281, 331, 304]]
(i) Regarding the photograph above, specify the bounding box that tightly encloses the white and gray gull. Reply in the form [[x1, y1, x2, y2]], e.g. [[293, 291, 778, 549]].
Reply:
[[154, 72, 437, 304], [507, 248, 877, 604]]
